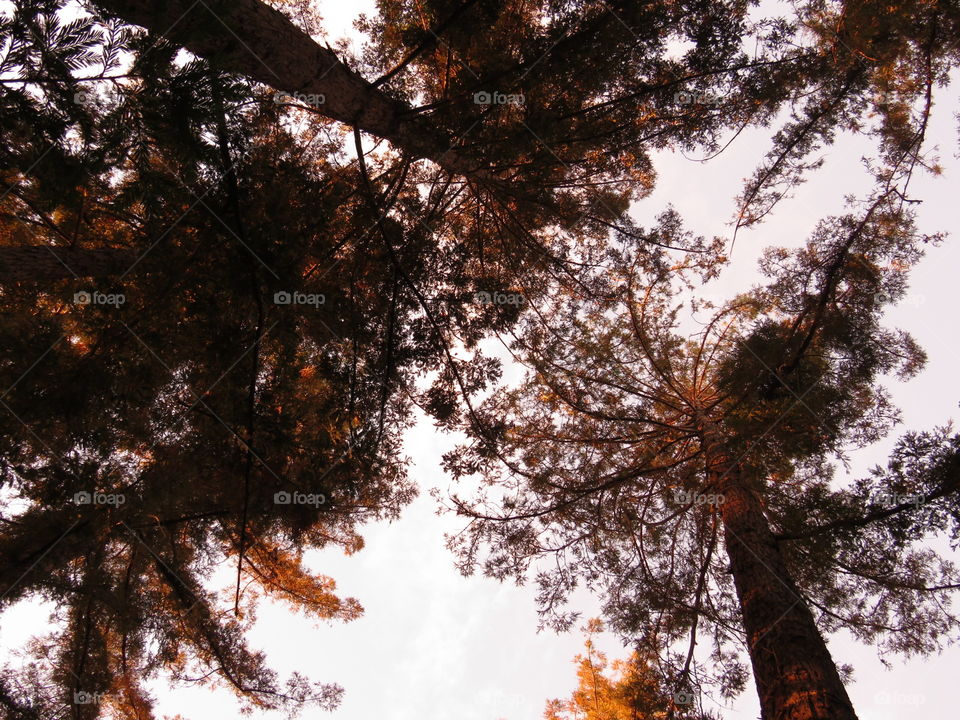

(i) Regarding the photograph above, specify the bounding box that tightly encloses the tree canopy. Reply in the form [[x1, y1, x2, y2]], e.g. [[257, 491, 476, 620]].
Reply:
[[0, 0, 958, 718]]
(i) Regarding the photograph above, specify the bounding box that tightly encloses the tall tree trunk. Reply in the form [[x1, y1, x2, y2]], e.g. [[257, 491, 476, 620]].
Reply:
[[704, 433, 859, 720], [94, 0, 477, 176], [0, 246, 137, 282]]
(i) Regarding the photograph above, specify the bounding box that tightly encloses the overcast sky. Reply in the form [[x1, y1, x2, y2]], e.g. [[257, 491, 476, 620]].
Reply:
[[1, 1, 958, 719]]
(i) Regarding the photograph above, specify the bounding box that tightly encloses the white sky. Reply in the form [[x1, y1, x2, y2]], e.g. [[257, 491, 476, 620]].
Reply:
[[2, 1, 959, 719]]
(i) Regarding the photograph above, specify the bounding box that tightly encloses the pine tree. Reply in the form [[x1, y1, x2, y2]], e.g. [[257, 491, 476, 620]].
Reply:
[[444, 189, 959, 719], [0, 7, 417, 715], [2, 0, 958, 717]]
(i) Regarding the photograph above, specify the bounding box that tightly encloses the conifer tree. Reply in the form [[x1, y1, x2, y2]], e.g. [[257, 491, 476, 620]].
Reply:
[[545, 620, 718, 720], [445, 188, 959, 719], [1, 1, 958, 718]]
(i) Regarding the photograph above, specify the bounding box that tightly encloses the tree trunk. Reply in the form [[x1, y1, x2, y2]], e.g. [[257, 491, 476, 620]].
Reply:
[[94, 0, 477, 176], [704, 433, 859, 719], [0, 246, 137, 282], [718, 475, 858, 719]]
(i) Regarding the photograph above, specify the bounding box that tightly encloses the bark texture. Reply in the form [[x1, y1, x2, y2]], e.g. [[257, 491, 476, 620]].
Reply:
[[95, 0, 477, 175], [704, 432, 859, 720]]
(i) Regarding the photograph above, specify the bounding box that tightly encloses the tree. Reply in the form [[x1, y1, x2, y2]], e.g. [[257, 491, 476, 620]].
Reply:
[[91, 0, 472, 173], [0, 79, 369, 720], [0, 8, 421, 715], [444, 187, 959, 719], [545, 620, 716, 720], [2, 0, 958, 717], [88, 0, 960, 225], [0, 2, 624, 713]]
